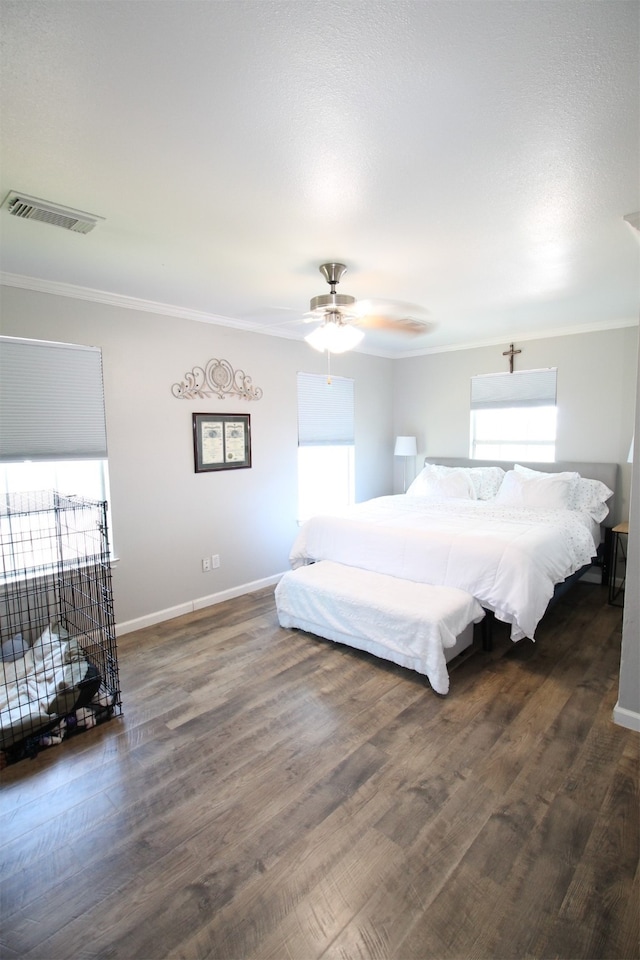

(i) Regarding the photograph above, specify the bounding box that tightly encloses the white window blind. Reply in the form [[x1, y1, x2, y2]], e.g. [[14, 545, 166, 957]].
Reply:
[[297, 372, 354, 446], [470, 368, 557, 410], [0, 336, 108, 461]]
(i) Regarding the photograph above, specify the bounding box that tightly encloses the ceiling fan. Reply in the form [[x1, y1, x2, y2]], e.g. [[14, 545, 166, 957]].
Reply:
[[303, 263, 432, 353]]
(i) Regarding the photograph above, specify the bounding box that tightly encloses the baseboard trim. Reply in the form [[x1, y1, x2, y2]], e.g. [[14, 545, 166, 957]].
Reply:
[[115, 573, 283, 637], [613, 701, 640, 732]]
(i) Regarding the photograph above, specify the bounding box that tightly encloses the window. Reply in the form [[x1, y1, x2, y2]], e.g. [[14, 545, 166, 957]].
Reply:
[[0, 337, 108, 461], [297, 372, 355, 522], [0, 336, 112, 570], [0, 466, 112, 581], [470, 368, 557, 461], [0, 460, 110, 504]]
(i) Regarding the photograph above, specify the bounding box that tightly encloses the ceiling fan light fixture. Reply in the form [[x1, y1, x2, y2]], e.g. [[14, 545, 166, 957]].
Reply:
[[304, 317, 364, 354]]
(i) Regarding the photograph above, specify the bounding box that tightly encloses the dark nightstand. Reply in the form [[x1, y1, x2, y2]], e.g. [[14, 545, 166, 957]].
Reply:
[[608, 521, 629, 606]]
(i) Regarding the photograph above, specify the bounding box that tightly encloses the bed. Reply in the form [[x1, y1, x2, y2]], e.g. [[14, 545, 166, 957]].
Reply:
[[288, 458, 617, 645]]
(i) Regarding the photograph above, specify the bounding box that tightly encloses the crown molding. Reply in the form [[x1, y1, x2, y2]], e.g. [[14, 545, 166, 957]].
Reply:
[[392, 317, 639, 359], [0, 271, 260, 331], [1, 271, 636, 361], [0, 271, 398, 356]]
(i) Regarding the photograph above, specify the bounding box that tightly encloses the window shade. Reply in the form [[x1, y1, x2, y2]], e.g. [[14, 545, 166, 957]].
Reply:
[[470, 368, 557, 410], [297, 372, 354, 446], [0, 336, 108, 461]]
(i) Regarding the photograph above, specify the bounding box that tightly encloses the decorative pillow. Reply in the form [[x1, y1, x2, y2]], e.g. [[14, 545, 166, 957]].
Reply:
[[419, 463, 503, 500], [495, 470, 573, 509], [407, 467, 475, 499], [466, 466, 506, 499]]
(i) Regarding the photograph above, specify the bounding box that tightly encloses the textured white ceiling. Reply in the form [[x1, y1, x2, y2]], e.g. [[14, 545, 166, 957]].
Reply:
[[0, 0, 638, 356]]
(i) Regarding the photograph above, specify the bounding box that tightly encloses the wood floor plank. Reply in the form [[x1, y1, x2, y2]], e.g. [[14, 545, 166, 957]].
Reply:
[[22, 741, 390, 959], [170, 765, 403, 959], [535, 738, 640, 960], [319, 775, 501, 960], [9, 649, 418, 954], [446, 793, 597, 959], [3, 685, 366, 937], [1, 582, 637, 960], [251, 828, 405, 960]]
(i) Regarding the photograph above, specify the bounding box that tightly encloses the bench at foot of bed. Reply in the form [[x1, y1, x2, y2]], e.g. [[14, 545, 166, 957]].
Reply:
[[275, 561, 485, 695]]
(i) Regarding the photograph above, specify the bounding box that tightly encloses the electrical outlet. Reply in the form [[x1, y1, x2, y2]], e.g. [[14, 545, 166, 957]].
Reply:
[[202, 557, 211, 572], [212, 554, 220, 569]]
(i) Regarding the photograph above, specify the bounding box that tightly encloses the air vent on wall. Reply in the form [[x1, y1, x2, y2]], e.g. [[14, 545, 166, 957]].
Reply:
[[1, 191, 104, 234]]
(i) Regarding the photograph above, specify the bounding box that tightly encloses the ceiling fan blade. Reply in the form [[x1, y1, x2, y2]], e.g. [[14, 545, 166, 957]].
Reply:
[[355, 315, 433, 335], [350, 298, 432, 335], [353, 298, 430, 321]]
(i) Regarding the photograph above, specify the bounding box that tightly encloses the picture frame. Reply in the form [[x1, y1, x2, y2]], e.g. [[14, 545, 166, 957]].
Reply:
[[193, 413, 251, 473]]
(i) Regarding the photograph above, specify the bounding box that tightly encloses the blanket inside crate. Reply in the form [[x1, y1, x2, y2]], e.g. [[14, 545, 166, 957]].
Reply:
[[0, 625, 91, 749]]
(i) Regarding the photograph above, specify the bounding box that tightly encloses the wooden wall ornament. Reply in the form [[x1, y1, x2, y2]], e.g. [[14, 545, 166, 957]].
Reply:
[[171, 358, 263, 401], [502, 343, 522, 373]]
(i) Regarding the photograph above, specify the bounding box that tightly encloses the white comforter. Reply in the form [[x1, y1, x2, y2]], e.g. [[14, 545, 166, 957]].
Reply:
[[289, 496, 598, 641]]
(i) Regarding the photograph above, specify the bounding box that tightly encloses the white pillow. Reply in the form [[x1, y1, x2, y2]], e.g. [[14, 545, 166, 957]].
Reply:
[[407, 467, 475, 499], [514, 463, 580, 484], [410, 464, 478, 498], [514, 463, 612, 521], [495, 470, 573, 509], [569, 477, 613, 522]]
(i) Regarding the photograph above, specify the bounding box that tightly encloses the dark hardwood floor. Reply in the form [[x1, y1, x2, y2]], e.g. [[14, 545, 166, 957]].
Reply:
[[1, 581, 638, 960]]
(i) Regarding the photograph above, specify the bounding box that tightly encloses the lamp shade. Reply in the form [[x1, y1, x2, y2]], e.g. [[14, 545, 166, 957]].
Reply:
[[305, 321, 364, 354], [394, 436, 417, 457]]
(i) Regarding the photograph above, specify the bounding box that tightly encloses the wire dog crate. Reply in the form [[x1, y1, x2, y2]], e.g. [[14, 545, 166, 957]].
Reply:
[[0, 491, 120, 766]]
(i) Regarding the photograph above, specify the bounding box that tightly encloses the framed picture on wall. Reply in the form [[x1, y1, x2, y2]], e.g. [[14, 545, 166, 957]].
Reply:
[[193, 413, 251, 472]]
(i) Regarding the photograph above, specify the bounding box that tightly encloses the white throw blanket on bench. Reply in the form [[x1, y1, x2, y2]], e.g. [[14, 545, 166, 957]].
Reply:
[[276, 561, 485, 694]]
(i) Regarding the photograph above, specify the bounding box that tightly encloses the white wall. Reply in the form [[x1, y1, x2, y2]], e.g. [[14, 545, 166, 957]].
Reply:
[[392, 327, 638, 523], [615, 331, 640, 731], [0, 285, 394, 630]]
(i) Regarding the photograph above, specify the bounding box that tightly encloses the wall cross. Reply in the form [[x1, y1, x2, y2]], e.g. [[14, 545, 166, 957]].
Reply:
[[503, 342, 522, 373]]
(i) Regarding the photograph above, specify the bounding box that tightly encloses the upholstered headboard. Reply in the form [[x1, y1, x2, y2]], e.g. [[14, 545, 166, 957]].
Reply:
[[424, 457, 619, 527]]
